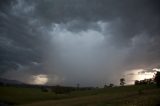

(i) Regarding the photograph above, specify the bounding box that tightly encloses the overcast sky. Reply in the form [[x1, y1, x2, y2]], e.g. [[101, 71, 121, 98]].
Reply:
[[0, 0, 160, 86]]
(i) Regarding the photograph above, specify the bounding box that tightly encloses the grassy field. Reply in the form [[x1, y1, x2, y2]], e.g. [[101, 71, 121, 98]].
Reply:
[[0, 85, 160, 106]]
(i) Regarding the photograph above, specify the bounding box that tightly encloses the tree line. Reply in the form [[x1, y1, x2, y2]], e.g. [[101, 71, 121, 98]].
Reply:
[[134, 71, 160, 86]]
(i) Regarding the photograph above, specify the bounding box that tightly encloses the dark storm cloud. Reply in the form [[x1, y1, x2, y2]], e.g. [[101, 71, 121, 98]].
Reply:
[[31, 0, 160, 46], [0, 0, 160, 86], [0, 0, 50, 72]]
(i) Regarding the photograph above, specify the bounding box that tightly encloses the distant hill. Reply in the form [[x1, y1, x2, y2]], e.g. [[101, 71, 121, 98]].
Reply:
[[0, 78, 25, 85]]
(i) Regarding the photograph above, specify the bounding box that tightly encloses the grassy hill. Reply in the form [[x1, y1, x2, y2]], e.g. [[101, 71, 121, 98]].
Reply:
[[0, 85, 160, 106]]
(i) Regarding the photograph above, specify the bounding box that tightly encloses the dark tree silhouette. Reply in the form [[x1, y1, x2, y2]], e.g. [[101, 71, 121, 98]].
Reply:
[[135, 80, 140, 85], [154, 71, 160, 86], [109, 83, 114, 87], [120, 78, 125, 86], [134, 79, 154, 85]]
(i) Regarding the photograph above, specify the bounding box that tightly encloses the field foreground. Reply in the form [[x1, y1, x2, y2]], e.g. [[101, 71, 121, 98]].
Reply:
[[0, 85, 160, 106]]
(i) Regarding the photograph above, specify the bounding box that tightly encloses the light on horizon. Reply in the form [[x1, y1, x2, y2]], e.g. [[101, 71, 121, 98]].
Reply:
[[30, 74, 48, 85]]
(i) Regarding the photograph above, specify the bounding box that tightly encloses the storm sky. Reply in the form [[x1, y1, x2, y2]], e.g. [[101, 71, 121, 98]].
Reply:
[[0, 0, 160, 86]]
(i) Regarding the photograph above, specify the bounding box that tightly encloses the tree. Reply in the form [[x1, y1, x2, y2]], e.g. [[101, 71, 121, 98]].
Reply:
[[154, 71, 160, 86], [109, 83, 114, 87], [120, 78, 125, 86], [135, 80, 140, 85]]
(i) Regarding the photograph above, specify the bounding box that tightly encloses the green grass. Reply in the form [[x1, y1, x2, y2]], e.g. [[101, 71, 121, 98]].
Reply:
[[0, 85, 160, 106], [0, 86, 58, 104]]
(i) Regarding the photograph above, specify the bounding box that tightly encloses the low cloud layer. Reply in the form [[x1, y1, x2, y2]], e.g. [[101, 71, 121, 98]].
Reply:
[[0, 0, 160, 86]]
